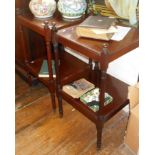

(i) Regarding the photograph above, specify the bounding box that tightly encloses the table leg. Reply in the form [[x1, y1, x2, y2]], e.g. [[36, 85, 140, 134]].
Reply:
[[96, 122, 103, 149], [44, 21, 56, 111], [94, 61, 100, 87], [88, 58, 93, 82], [48, 87, 56, 112], [52, 26, 63, 117]]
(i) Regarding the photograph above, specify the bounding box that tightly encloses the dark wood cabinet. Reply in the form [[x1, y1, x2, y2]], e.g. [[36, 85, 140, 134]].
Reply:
[[15, 0, 29, 68], [15, 0, 46, 80]]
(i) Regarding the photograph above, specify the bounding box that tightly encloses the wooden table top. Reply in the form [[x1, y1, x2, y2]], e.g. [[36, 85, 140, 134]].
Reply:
[[17, 11, 86, 36], [57, 25, 139, 63]]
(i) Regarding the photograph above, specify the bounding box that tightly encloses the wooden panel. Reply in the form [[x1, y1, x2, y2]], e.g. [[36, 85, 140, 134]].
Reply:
[[15, 0, 30, 66], [15, 0, 46, 77], [15, 0, 29, 8]]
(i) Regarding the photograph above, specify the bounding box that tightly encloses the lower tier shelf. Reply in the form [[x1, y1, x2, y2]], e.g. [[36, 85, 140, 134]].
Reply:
[[25, 51, 90, 87], [60, 74, 129, 123]]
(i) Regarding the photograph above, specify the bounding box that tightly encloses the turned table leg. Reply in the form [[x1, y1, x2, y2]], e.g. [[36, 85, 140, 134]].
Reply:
[[58, 95, 63, 117], [96, 43, 109, 149], [88, 58, 93, 82], [96, 122, 103, 149], [52, 23, 63, 117], [44, 21, 56, 111], [94, 61, 100, 87]]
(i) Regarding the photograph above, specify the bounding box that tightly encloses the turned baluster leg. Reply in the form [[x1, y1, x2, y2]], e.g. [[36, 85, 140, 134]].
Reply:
[[96, 122, 103, 149], [48, 87, 56, 112], [56, 55, 63, 117], [52, 23, 63, 117], [96, 43, 109, 149], [56, 45, 63, 117], [51, 94, 56, 111], [55, 51, 63, 117], [58, 94, 63, 117], [44, 21, 56, 111], [94, 61, 100, 87], [88, 58, 93, 82], [95, 70, 107, 150]]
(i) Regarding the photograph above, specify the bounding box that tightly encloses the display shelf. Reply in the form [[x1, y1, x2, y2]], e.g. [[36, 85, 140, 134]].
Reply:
[[60, 74, 129, 123], [26, 51, 90, 86]]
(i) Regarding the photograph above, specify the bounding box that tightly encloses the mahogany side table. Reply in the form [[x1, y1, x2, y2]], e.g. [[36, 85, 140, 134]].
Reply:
[[17, 10, 88, 111], [53, 24, 139, 148]]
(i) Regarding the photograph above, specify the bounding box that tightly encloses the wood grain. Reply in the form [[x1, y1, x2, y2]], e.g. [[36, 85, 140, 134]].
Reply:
[[16, 100, 128, 155]]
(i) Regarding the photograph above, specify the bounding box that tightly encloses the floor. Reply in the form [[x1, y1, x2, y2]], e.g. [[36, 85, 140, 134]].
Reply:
[[15, 73, 135, 155]]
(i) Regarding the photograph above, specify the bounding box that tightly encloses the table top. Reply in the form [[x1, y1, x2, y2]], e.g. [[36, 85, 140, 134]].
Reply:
[[57, 25, 139, 63], [17, 11, 86, 36]]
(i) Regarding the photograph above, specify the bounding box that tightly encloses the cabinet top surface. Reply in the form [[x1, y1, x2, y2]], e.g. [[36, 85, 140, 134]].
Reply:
[[17, 11, 85, 34], [57, 25, 139, 62]]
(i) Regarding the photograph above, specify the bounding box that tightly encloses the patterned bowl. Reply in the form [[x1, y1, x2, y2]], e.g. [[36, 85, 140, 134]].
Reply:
[[57, 0, 87, 19], [29, 0, 56, 18]]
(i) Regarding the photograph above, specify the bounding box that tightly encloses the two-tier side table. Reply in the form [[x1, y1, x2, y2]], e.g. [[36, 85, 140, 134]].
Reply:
[[17, 10, 88, 111], [53, 24, 139, 149]]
